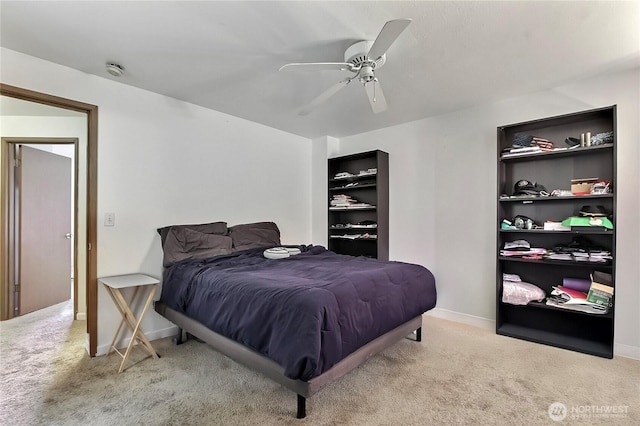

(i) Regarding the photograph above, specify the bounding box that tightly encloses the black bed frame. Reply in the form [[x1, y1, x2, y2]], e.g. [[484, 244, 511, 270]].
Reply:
[[155, 302, 422, 418]]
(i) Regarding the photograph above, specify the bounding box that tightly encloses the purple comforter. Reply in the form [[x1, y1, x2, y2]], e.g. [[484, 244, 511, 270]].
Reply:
[[160, 245, 436, 381]]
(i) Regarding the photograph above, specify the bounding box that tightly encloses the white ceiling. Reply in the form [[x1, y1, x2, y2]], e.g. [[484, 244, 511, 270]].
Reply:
[[1, 1, 638, 139]]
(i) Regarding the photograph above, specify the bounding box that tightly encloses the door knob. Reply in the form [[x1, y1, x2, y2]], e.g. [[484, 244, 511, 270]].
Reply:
[[65, 233, 73, 239]]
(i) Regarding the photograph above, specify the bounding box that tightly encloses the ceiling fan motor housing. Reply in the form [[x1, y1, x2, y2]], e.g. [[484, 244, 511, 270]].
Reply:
[[344, 41, 386, 70]]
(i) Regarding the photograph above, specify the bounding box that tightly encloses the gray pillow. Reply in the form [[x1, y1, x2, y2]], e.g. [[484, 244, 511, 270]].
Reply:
[[228, 221, 281, 251], [157, 221, 227, 248], [163, 227, 232, 267]]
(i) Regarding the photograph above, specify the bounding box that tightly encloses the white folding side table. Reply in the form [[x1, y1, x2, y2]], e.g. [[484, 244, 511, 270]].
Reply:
[[99, 274, 160, 373]]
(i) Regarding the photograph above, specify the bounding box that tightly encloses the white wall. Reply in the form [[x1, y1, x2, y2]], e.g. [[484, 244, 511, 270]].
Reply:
[[310, 136, 339, 246], [326, 67, 639, 358], [0, 117, 88, 320], [1, 48, 313, 354]]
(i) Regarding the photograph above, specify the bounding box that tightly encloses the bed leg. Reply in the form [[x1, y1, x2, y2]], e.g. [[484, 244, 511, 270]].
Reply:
[[416, 327, 422, 342], [172, 328, 188, 345], [296, 394, 306, 419]]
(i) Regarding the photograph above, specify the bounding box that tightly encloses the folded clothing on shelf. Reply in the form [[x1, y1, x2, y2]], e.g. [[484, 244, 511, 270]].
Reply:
[[330, 234, 377, 240], [590, 131, 614, 146], [503, 239, 530, 250], [549, 236, 612, 263], [333, 172, 355, 179]]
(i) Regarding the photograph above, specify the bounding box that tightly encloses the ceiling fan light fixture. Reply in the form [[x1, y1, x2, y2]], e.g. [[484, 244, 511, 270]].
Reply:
[[359, 65, 375, 83], [105, 62, 124, 77]]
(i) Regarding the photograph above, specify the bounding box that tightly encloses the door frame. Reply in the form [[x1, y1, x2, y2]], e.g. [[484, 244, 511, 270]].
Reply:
[[5, 139, 78, 316], [0, 84, 98, 356]]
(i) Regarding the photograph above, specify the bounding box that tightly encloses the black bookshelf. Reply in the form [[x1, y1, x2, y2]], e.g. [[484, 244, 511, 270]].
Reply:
[[496, 106, 616, 358], [328, 150, 389, 260]]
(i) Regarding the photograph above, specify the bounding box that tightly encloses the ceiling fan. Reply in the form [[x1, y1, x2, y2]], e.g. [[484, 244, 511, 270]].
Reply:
[[280, 18, 412, 115]]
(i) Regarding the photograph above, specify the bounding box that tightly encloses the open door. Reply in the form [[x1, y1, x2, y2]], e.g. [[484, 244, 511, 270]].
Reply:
[[16, 146, 72, 315], [1, 83, 98, 356]]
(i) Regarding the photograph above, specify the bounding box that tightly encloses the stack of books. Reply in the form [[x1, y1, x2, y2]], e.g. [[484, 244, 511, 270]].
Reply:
[[587, 271, 614, 306]]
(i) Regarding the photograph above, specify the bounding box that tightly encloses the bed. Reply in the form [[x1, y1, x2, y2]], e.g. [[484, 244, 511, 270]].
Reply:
[[154, 221, 437, 418]]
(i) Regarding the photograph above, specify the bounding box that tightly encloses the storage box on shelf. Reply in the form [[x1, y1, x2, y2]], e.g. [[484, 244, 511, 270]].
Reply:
[[328, 150, 388, 260], [496, 106, 616, 358]]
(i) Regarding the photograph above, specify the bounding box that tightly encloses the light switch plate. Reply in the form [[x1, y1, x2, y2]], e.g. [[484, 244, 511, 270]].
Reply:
[[104, 212, 115, 227]]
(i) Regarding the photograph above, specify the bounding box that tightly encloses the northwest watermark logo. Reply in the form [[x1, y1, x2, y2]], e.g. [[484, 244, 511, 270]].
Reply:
[[548, 402, 629, 421], [548, 402, 567, 421]]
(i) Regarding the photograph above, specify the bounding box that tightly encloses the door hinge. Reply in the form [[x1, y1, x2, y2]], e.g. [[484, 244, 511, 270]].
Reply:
[[88, 242, 92, 251], [14, 284, 20, 292], [14, 158, 21, 168]]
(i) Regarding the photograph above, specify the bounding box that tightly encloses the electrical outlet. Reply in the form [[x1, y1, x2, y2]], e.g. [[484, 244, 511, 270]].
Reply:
[[104, 212, 115, 227]]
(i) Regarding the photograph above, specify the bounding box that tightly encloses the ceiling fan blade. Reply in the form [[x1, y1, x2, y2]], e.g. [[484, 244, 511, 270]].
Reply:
[[299, 79, 351, 116], [364, 80, 388, 114], [367, 18, 412, 60], [279, 62, 355, 72]]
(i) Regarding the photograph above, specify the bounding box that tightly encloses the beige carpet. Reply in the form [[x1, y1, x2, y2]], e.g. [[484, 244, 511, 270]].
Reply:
[[0, 300, 638, 425]]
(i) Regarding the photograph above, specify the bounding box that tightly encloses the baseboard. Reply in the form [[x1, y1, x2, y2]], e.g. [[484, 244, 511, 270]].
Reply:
[[426, 308, 640, 360], [95, 324, 179, 356], [85, 332, 90, 356], [425, 307, 495, 331], [614, 342, 640, 360]]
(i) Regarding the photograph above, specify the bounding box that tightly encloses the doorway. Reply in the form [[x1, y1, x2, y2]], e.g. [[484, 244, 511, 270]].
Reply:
[[0, 84, 98, 356], [5, 141, 76, 316]]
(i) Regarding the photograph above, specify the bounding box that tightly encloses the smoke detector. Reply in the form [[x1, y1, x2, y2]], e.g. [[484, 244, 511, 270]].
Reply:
[[105, 63, 124, 77]]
